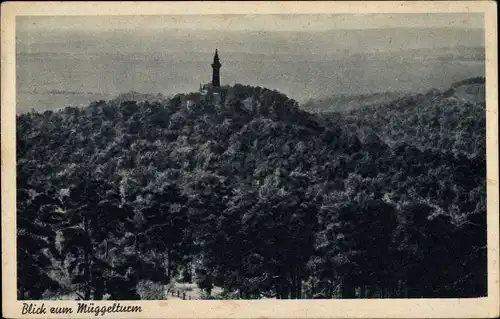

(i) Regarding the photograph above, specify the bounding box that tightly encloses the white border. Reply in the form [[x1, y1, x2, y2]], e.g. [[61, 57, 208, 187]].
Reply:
[[2, 2, 499, 318]]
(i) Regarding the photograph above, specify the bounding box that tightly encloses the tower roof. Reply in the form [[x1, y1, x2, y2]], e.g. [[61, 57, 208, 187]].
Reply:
[[212, 49, 221, 66]]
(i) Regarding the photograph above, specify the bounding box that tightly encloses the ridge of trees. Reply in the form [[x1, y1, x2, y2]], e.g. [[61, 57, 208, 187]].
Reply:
[[17, 81, 486, 299]]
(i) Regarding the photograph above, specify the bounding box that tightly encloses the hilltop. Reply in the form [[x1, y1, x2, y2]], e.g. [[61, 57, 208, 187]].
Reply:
[[316, 76, 486, 157], [17, 26, 485, 113], [303, 76, 485, 113], [17, 80, 486, 300]]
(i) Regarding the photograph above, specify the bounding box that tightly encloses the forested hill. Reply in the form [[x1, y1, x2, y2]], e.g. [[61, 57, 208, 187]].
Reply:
[[318, 76, 486, 157], [17, 80, 486, 300]]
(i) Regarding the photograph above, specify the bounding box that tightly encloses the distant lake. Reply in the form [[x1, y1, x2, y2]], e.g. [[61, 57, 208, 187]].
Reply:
[[16, 51, 484, 113]]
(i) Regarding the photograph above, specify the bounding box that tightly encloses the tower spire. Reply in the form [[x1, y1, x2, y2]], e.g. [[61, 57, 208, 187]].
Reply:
[[211, 49, 221, 87]]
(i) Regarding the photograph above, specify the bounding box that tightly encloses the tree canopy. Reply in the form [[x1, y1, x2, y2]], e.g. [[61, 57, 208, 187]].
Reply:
[[17, 80, 486, 299]]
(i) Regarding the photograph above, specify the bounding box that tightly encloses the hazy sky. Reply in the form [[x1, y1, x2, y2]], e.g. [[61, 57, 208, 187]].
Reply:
[[17, 13, 484, 32]]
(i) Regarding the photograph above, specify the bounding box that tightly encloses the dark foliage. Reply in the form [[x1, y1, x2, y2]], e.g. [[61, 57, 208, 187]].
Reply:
[[17, 80, 486, 299]]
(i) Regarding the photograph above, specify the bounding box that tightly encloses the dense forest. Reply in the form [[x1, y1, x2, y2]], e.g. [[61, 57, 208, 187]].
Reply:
[[17, 77, 486, 300]]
